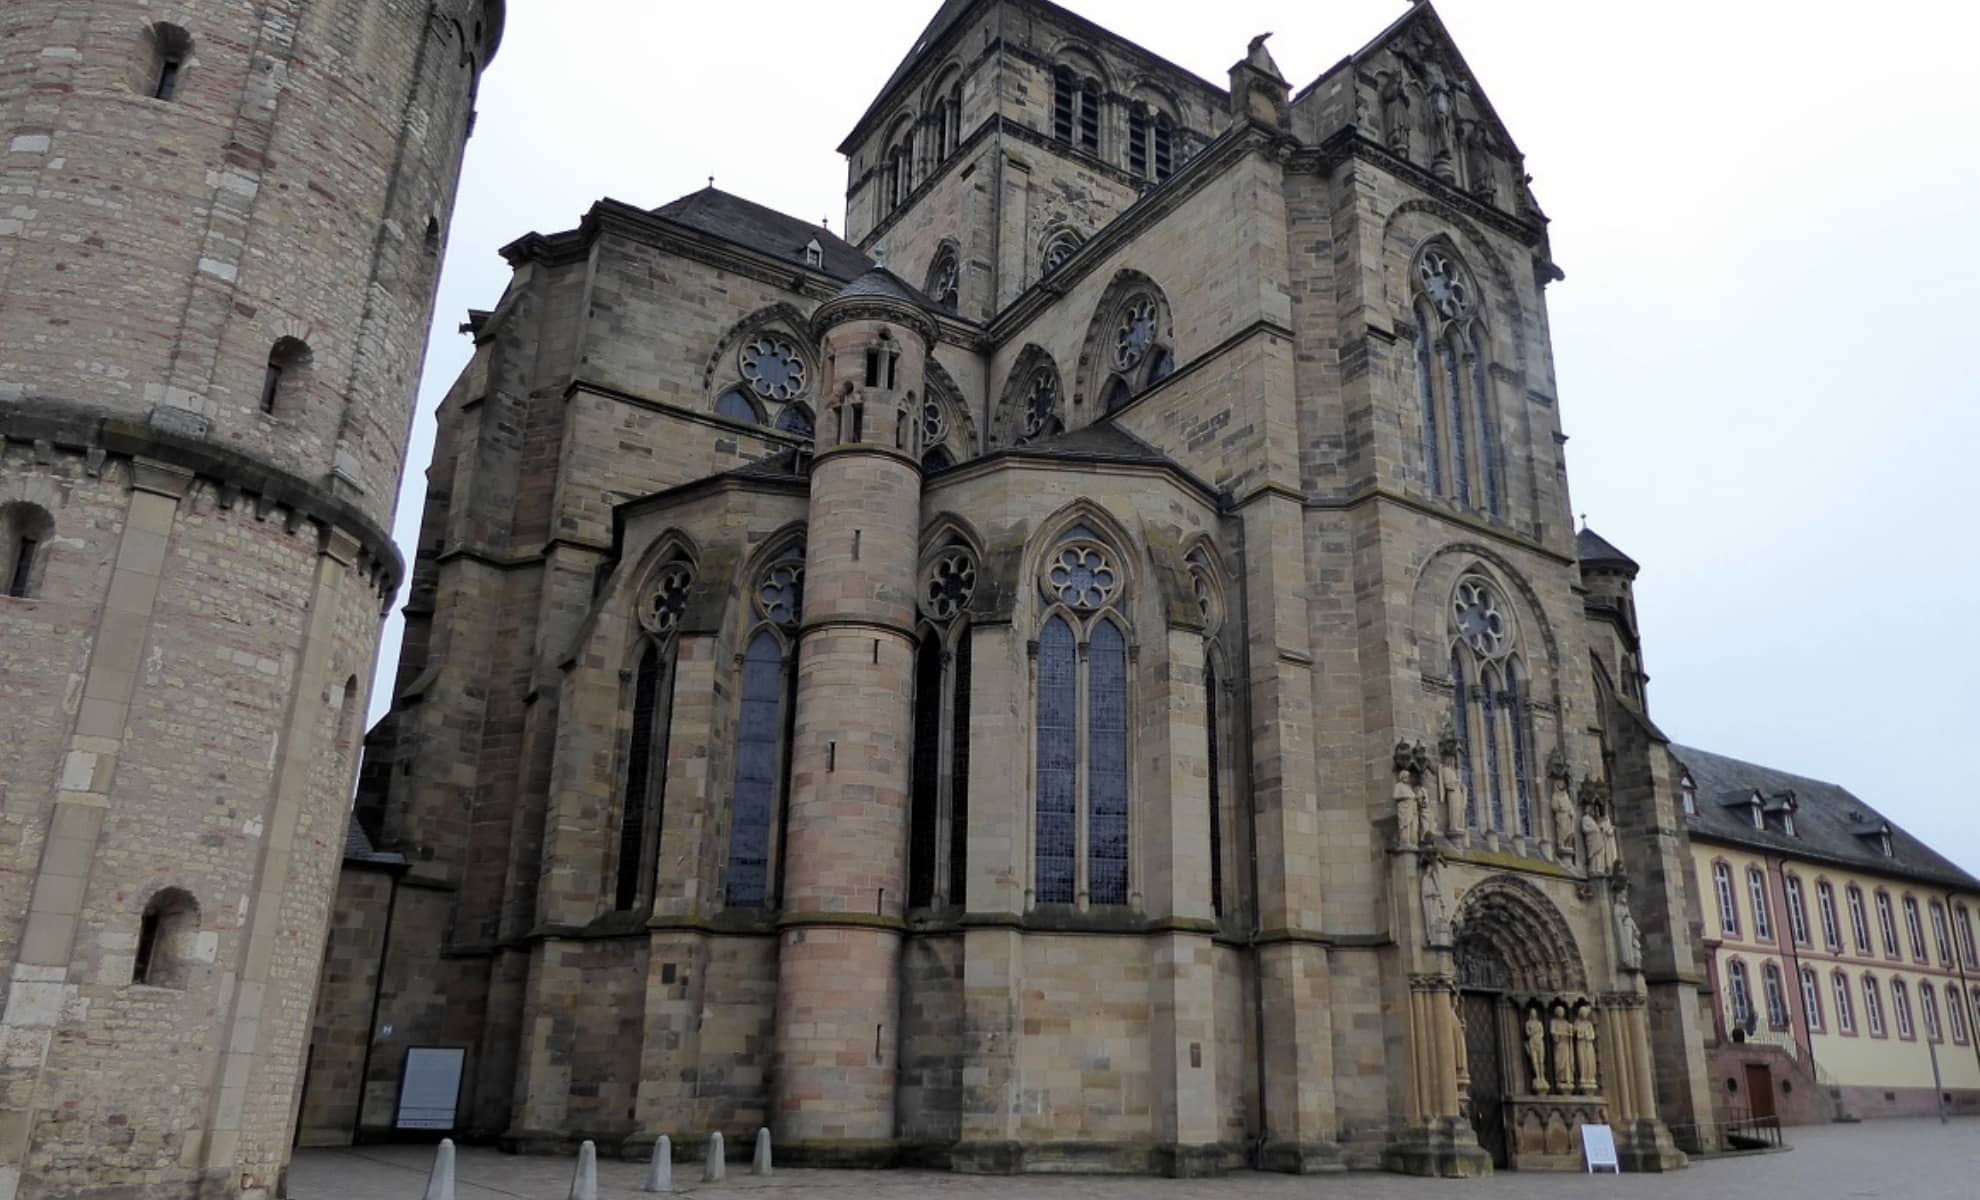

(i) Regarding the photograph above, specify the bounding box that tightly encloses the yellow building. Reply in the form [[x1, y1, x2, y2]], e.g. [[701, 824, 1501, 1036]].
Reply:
[[1676, 745, 1980, 1123]]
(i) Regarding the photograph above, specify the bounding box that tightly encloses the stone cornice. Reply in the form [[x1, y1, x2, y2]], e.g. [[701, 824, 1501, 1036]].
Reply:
[[1306, 127, 1550, 250], [0, 396, 403, 607], [1284, 485, 1577, 567]]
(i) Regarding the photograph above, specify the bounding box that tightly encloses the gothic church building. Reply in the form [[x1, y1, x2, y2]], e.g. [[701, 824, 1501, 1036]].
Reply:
[[303, 0, 1719, 1175]]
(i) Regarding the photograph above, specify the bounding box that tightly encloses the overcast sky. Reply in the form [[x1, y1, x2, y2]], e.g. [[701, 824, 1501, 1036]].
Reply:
[[374, 1, 1980, 875]]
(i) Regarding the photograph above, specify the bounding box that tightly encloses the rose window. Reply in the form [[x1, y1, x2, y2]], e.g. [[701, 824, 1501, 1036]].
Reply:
[[1113, 297, 1158, 370], [740, 336, 806, 402], [1023, 372, 1057, 440], [921, 397, 947, 444], [920, 548, 977, 621], [756, 557, 805, 627], [1043, 543, 1120, 610], [636, 561, 694, 635], [1416, 250, 1473, 319], [1452, 576, 1508, 657]]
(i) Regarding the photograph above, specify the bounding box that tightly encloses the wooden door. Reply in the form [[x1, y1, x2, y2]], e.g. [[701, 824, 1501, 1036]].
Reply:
[[1462, 991, 1509, 1167], [1744, 1062, 1776, 1120]]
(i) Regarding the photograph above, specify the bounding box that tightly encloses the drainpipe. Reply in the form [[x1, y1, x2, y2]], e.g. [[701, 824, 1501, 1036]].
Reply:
[[1769, 854, 1821, 1083]]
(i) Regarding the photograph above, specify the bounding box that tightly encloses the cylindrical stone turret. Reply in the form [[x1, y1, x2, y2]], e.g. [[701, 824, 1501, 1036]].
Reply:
[[0, 5, 502, 1199], [770, 270, 930, 1148]]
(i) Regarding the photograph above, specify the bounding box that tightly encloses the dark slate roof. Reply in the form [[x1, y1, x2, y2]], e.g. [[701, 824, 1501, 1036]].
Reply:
[[342, 816, 405, 867], [651, 187, 870, 280], [840, 0, 982, 152], [1576, 525, 1639, 571], [828, 266, 931, 309], [1672, 744, 1979, 891], [1005, 421, 1179, 467]]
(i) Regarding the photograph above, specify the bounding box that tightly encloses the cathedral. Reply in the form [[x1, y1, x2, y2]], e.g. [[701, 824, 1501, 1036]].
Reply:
[[288, 0, 1724, 1176]]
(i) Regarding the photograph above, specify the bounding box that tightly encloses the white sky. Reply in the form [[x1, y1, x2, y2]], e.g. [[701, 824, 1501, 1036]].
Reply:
[[375, 1, 1980, 875]]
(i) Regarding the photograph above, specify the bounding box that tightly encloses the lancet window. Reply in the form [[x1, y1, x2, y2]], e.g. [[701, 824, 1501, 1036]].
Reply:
[[614, 553, 694, 912], [725, 544, 803, 909], [1187, 545, 1231, 919], [1446, 573, 1535, 836], [1411, 243, 1501, 518], [1034, 525, 1131, 907], [1052, 66, 1101, 154], [908, 541, 978, 910], [1127, 103, 1176, 182]]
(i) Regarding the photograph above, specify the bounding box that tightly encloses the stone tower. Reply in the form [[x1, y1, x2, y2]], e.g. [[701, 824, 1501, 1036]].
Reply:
[[772, 271, 931, 1150], [0, 4, 501, 1199]]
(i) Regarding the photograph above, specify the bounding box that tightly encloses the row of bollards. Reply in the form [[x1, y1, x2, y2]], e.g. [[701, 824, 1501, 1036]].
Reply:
[[419, 1127, 773, 1199]]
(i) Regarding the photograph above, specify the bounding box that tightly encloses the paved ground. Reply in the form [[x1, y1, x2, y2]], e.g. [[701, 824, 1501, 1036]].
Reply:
[[291, 1118, 1980, 1199]]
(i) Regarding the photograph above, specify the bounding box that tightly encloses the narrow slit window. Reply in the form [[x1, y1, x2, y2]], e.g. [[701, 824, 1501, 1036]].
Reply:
[[6, 537, 36, 599]]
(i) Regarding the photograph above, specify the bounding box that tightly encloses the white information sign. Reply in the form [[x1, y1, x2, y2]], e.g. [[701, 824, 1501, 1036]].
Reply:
[[395, 1047, 466, 1131], [1580, 1122, 1620, 1173]]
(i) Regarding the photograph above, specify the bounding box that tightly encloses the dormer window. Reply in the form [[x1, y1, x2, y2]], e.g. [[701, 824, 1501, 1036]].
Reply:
[[804, 238, 823, 269], [1679, 772, 1697, 816], [1748, 790, 1764, 830], [1762, 790, 1798, 837]]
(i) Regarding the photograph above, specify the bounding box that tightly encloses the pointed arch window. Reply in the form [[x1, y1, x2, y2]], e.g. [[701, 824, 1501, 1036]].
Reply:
[[1446, 574, 1531, 835], [726, 547, 803, 909], [715, 329, 812, 436], [1042, 230, 1082, 278], [1097, 291, 1173, 411], [926, 244, 960, 310], [908, 544, 977, 909], [1033, 530, 1131, 907], [1190, 546, 1230, 920], [1410, 245, 1501, 519], [614, 556, 693, 912]]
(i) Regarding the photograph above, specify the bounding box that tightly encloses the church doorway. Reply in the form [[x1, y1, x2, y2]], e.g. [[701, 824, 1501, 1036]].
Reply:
[[1457, 969, 1509, 1167]]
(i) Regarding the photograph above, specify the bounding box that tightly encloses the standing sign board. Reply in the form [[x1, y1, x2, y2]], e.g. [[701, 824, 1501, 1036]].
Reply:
[[394, 1046, 466, 1131], [1580, 1123, 1621, 1173]]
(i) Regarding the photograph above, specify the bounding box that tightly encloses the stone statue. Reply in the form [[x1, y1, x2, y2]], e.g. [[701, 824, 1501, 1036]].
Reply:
[[1246, 32, 1283, 79], [1548, 1000, 1574, 1094], [1573, 1001, 1599, 1095], [1580, 803, 1606, 876], [1438, 728, 1467, 835], [1411, 741, 1437, 837], [1377, 66, 1412, 157], [1450, 991, 1470, 1090], [1393, 741, 1422, 846], [1462, 119, 1497, 201], [1547, 752, 1577, 864], [1420, 852, 1450, 945], [1419, 58, 1458, 173], [1524, 1005, 1549, 1094], [1614, 887, 1644, 971], [1600, 807, 1622, 876]]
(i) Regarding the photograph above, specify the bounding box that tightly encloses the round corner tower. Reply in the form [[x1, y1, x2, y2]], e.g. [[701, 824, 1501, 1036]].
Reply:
[[772, 270, 930, 1148], [0, 4, 502, 1198]]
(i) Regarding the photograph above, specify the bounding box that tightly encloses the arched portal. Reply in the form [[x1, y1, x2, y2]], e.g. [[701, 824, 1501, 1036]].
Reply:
[[1451, 875, 1590, 1169]]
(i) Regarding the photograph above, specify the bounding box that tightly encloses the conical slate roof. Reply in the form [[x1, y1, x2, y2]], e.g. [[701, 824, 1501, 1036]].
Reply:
[[1575, 525, 1638, 571], [828, 266, 931, 308]]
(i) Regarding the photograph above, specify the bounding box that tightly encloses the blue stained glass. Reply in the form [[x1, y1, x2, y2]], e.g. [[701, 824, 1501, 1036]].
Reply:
[[1453, 648, 1476, 830], [1442, 336, 1469, 506], [726, 631, 783, 907], [949, 630, 971, 907], [717, 387, 760, 425], [1481, 669, 1505, 832], [1416, 307, 1442, 494], [1035, 617, 1078, 903], [1471, 329, 1499, 515], [1088, 621, 1129, 905], [775, 404, 814, 438], [1507, 666, 1532, 837]]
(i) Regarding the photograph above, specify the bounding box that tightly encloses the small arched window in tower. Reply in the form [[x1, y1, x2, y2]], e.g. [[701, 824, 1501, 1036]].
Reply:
[[423, 217, 442, 258], [260, 337, 312, 416], [132, 888, 200, 988], [1152, 113, 1174, 180], [2, 502, 54, 600], [1051, 67, 1101, 154], [1128, 105, 1149, 176], [1053, 67, 1076, 144], [926, 245, 960, 310], [1042, 230, 1082, 278], [146, 24, 193, 102], [1079, 77, 1101, 153]]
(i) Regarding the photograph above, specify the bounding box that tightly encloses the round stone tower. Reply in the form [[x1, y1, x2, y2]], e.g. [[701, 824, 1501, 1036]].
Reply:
[[0, 5, 501, 1199], [772, 270, 931, 1152]]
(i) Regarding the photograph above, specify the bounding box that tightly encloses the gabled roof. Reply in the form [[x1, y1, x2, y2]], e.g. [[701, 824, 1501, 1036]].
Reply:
[[652, 187, 870, 280], [1673, 743, 1979, 892], [839, 0, 982, 153], [1576, 525, 1639, 571]]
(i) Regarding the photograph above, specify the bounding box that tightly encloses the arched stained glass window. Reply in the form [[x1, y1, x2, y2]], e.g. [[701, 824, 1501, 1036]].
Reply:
[[1441, 335, 1470, 506], [1206, 658, 1224, 918], [1451, 646, 1476, 829], [1479, 665, 1505, 832], [776, 403, 814, 438], [726, 631, 786, 908], [1471, 328, 1499, 516], [948, 630, 972, 907], [717, 386, 761, 425], [1035, 616, 1078, 904], [1087, 620, 1129, 906], [1415, 306, 1442, 495], [614, 640, 674, 912], [1505, 662, 1532, 837], [909, 630, 946, 909]]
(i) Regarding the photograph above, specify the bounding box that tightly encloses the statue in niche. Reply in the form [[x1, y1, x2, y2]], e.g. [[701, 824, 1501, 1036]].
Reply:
[[1601, 805, 1623, 876], [1450, 990, 1470, 1091], [1418, 57, 1459, 176], [1573, 1001, 1599, 1095], [1614, 883, 1645, 971], [1524, 1004, 1549, 1095], [1420, 851, 1450, 945], [1393, 741, 1422, 846], [1548, 1000, 1575, 1094], [1580, 785, 1611, 877], [1548, 751, 1577, 864], [1438, 727, 1467, 836], [1462, 119, 1498, 202], [1411, 741, 1437, 837], [1377, 65, 1413, 157]]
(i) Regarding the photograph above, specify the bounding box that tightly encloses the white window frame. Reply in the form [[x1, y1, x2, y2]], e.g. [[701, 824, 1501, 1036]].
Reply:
[[1714, 862, 1740, 937], [1817, 881, 1842, 951], [1799, 967, 1824, 1033], [1785, 875, 1810, 946], [1748, 867, 1774, 941], [1833, 972, 1856, 1034], [1863, 975, 1886, 1037]]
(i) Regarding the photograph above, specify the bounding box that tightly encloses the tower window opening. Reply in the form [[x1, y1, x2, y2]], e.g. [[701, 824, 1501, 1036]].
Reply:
[[1078, 79, 1101, 153], [1129, 106, 1148, 176], [885, 350, 898, 390], [1053, 68, 1075, 143], [131, 888, 199, 988], [3, 502, 56, 600], [260, 337, 312, 416], [865, 348, 881, 388], [145, 24, 193, 102], [7, 537, 37, 599]]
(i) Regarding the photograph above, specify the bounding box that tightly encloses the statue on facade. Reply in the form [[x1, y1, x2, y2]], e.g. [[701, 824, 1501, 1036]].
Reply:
[[1246, 32, 1283, 79], [1579, 781, 1611, 877], [1524, 1004, 1549, 1094], [1377, 65, 1412, 157], [1547, 751, 1577, 865], [1462, 118, 1498, 202], [1420, 850, 1450, 945], [1573, 1001, 1599, 1095], [1411, 741, 1437, 837], [1549, 1000, 1575, 1094], [1418, 57, 1459, 177], [1601, 805, 1622, 877], [1450, 990, 1470, 1093], [1438, 726, 1467, 836], [1393, 740, 1422, 846], [1614, 883, 1645, 971]]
